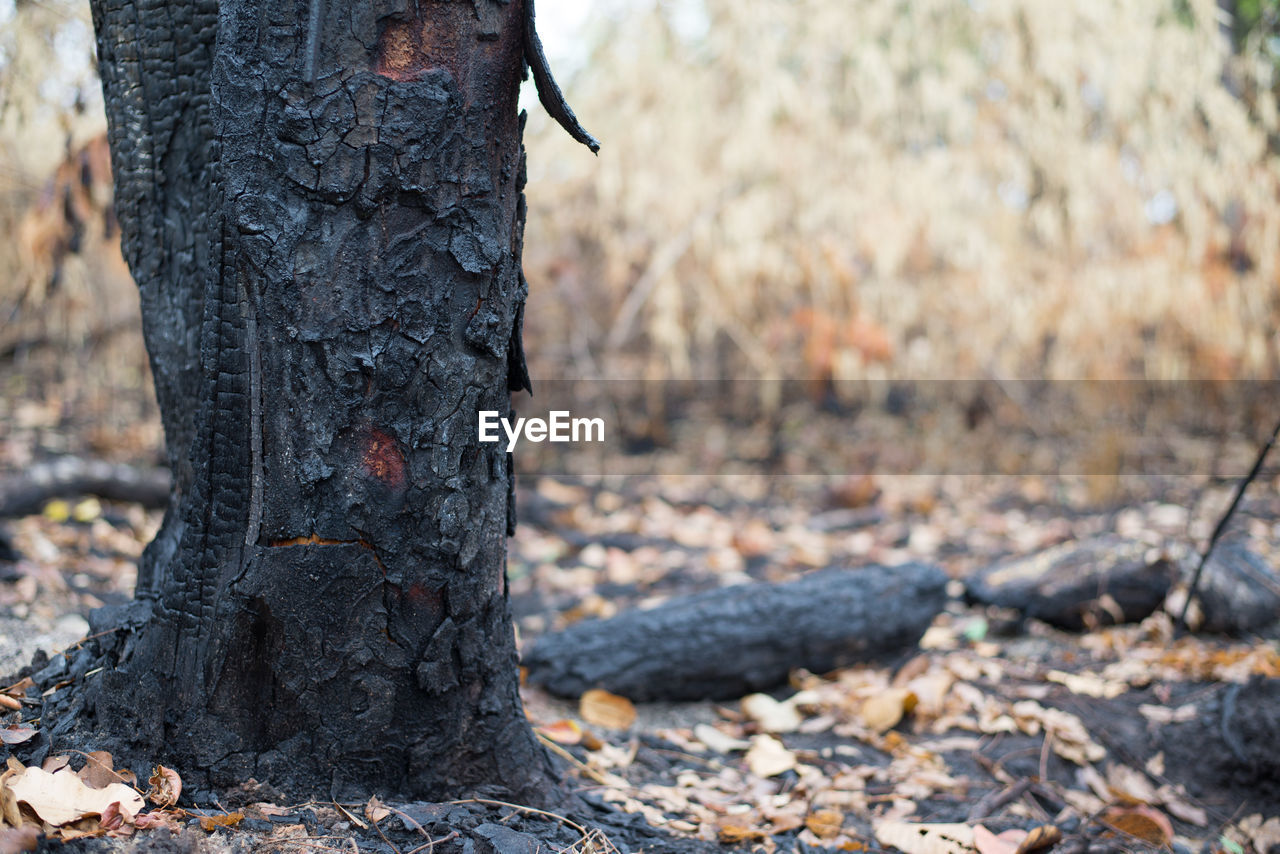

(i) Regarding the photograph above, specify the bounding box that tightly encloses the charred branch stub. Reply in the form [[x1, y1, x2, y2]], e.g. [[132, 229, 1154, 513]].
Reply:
[[54, 0, 594, 805]]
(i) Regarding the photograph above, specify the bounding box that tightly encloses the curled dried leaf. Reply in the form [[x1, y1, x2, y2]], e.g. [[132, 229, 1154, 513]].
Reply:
[[364, 795, 389, 824], [99, 801, 124, 832], [1014, 825, 1062, 854], [146, 766, 181, 808]]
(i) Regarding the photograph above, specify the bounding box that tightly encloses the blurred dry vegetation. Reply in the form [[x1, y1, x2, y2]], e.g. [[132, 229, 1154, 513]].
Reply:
[[2, 0, 1280, 458], [521, 0, 1280, 387]]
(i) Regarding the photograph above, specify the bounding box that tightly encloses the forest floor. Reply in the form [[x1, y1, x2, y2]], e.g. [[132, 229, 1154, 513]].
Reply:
[[0, 386, 1278, 854]]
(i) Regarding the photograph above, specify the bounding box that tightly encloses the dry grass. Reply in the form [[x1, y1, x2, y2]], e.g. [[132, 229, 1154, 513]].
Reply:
[[2, 0, 1278, 411], [521, 0, 1280, 387]]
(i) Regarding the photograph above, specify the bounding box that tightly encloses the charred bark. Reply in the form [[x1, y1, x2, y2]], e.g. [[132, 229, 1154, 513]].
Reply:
[[57, 0, 591, 804]]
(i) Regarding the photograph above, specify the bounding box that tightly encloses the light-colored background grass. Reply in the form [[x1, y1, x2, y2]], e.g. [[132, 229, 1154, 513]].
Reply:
[[2, 0, 1278, 421]]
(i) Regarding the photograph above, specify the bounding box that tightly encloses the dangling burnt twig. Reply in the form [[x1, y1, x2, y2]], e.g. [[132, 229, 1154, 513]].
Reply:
[[1178, 415, 1280, 629], [523, 0, 600, 154]]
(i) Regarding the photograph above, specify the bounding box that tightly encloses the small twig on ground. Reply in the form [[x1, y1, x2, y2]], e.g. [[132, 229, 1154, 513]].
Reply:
[[450, 797, 617, 853], [1179, 415, 1280, 629], [967, 779, 1031, 821], [535, 731, 614, 785], [404, 829, 459, 854], [364, 807, 401, 854]]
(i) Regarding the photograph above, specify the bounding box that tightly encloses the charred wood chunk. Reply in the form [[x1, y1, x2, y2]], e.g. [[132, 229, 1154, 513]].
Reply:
[[965, 535, 1176, 631], [0, 458, 171, 518], [1193, 540, 1280, 635], [523, 563, 948, 702]]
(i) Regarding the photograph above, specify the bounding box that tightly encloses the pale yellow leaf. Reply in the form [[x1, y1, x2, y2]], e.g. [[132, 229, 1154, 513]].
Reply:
[[1046, 670, 1125, 699], [1156, 784, 1208, 826], [741, 693, 801, 733], [862, 688, 916, 733], [874, 821, 976, 854], [6, 766, 144, 826], [579, 689, 636, 731], [745, 734, 795, 777], [973, 824, 1025, 854], [693, 723, 749, 753]]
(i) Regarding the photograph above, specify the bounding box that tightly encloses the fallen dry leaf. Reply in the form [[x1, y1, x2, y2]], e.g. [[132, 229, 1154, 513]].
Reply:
[[862, 688, 917, 733], [0, 697, 20, 712], [745, 734, 796, 777], [742, 693, 802, 733], [133, 810, 184, 831], [99, 800, 125, 831], [1155, 784, 1208, 826], [0, 679, 33, 701], [1105, 763, 1159, 805], [973, 824, 1025, 854], [1046, 670, 1126, 699], [717, 820, 768, 844], [197, 811, 244, 832], [693, 723, 749, 754], [76, 751, 125, 789], [41, 757, 70, 774], [536, 719, 583, 745], [1102, 805, 1173, 847], [874, 821, 976, 854], [580, 689, 636, 730], [5, 765, 144, 826], [1010, 700, 1104, 764], [1235, 815, 1280, 853], [1014, 825, 1062, 854], [806, 809, 844, 839], [145, 766, 181, 808], [364, 795, 389, 824], [0, 727, 35, 746]]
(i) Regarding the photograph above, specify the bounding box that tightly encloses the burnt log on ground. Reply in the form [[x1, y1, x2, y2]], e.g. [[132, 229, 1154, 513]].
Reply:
[[1191, 539, 1280, 635], [523, 563, 948, 702], [965, 535, 1176, 630], [0, 458, 170, 518]]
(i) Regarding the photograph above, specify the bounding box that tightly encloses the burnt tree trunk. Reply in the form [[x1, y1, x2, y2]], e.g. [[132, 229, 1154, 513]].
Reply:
[[62, 0, 594, 803]]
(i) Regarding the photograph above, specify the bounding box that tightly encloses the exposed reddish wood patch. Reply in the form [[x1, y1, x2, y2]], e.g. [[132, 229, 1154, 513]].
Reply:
[[362, 427, 407, 489], [269, 534, 350, 547], [406, 581, 443, 611], [374, 14, 460, 82]]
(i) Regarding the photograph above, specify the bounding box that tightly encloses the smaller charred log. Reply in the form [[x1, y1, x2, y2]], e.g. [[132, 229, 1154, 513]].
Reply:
[[523, 563, 948, 702]]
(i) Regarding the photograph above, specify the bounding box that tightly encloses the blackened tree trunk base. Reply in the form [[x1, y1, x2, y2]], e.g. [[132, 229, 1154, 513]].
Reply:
[[57, 0, 595, 809], [523, 563, 949, 702]]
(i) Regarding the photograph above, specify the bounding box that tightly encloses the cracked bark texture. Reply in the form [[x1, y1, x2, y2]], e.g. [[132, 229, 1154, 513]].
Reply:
[[79, 0, 558, 802]]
